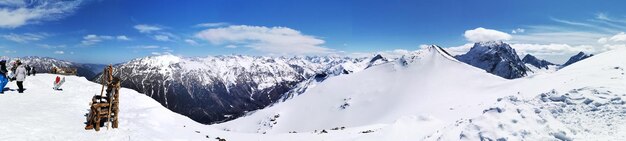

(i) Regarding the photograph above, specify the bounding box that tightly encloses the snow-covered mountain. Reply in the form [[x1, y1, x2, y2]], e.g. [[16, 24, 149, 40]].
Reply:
[[454, 41, 531, 79], [1, 56, 105, 79], [213, 45, 509, 133], [2, 47, 626, 141], [278, 54, 392, 102], [94, 55, 384, 124], [562, 51, 594, 67], [522, 54, 556, 69], [522, 54, 559, 75], [210, 46, 626, 140]]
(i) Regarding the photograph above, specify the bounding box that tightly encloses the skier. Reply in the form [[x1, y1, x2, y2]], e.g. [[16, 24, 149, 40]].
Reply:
[[53, 76, 65, 91], [14, 61, 27, 93], [0, 60, 8, 94]]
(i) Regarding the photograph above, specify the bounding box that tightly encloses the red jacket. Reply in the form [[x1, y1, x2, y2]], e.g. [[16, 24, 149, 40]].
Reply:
[[55, 76, 60, 84]]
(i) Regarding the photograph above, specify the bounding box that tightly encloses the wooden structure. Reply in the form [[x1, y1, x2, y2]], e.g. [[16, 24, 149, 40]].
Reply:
[[52, 67, 77, 75], [85, 65, 120, 131]]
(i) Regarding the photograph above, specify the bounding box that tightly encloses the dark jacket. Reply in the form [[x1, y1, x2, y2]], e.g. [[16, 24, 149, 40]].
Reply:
[[0, 60, 7, 77]]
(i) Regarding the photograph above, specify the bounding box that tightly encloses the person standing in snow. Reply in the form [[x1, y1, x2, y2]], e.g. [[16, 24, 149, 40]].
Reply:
[[14, 61, 27, 93], [25, 65, 31, 76], [9, 61, 17, 81], [0, 60, 8, 94], [31, 67, 36, 76]]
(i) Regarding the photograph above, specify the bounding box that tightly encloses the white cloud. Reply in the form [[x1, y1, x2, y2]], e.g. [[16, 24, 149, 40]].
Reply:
[[608, 32, 626, 42], [511, 28, 525, 34], [81, 34, 128, 46], [1, 32, 47, 43], [511, 43, 598, 63], [133, 45, 160, 49], [184, 39, 199, 46], [81, 34, 103, 46], [195, 25, 333, 55], [225, 44, 237, 48], [150, 51, 172, 56], [0, 0, 83, 28], [598, 37, 608, 44], [134, 24, 161, 33], [116, 35, 130, 41], [595, 32, 626, 53], [511, 31, 607, 45], [464, 27, 512, 42], [38, 44, 66, 49], [195, 22, 229, 27], [595, 12, 626, 24], [154, 34, 171, 41], [551, 18, 615, 33], [53, 50, 64, 54], [444, 43, 474, 56], [134, 24, 180, 42], [132, 45, 174, 55], [4, 50, 16, 53]]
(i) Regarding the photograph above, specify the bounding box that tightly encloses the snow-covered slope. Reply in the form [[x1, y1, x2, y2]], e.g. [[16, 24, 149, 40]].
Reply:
[[428, 48, 626, 140], [1, 48, 625, 141], [213, 46, 509, 133], [95, 55, 365, 124], [213, 47, 626, 140], [455, 41, 531, 79], [0, 74, 208, 140]]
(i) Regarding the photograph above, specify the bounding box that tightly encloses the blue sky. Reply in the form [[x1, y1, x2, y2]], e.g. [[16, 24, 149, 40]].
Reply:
[[1, 0, 626, 64]]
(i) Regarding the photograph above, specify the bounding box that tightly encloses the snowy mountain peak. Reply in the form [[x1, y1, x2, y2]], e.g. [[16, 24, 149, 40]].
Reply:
[[475, 40, 505, 47], [454, 42, 530, 79], [142, 54, 182, 67], [425, 45, 458, 61], [365, 54, 389, 68], [522, 54, 555, 69], [99, 54, 359, 124], [562, 51, 593, 67]]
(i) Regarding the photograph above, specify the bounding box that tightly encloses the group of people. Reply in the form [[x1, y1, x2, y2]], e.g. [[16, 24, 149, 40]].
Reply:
[[0, 60, 66, 94], [0, 60, 30, 94]]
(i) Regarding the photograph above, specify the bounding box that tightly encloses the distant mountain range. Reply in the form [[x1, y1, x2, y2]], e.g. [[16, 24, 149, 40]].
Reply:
[[0, 56, 106, 80], [92, 55, 389, 124], [0, 42, 595, 125]]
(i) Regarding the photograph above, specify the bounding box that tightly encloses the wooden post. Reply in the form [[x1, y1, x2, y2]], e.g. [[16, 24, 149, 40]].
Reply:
[[105, 65, 115, 130]]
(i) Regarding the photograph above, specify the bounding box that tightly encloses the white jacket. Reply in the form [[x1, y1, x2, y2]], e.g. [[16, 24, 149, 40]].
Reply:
[[15, 65, 27, 81]]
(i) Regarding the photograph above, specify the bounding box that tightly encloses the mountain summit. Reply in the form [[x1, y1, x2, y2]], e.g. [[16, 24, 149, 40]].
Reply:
[[454, 41, 530, 79], [562, 52, 593, 67], [522, 54, 555, 69]]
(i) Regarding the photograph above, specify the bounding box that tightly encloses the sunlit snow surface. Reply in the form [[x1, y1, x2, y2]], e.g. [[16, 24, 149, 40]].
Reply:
[[0, 47, 625, 141]]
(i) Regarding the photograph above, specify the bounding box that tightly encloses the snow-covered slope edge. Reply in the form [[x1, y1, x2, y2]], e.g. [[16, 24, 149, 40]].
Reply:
[[213, 47, 626, 140], [213, 46, 509, 133], [427, 48, 626, 140], [0, 74, 362, 141]]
